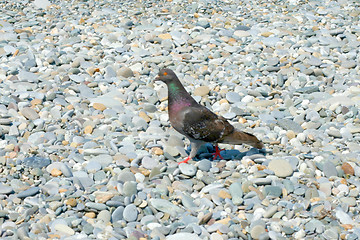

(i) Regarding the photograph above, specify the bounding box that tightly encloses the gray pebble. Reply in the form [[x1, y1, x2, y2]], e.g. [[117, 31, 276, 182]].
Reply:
[[150, 199, 184, 217], [123, 204, 138, 222], [17, 187, 40, 198], [111, 206, 124, 223], [123, 181, 137, 196], [226, 92, 241, 103], [22, 156, 51, 168], [179, 163, 197, 176], [263, 186, 282, 197], [323, 161, 338, 177], [197, 159, 212, 171]]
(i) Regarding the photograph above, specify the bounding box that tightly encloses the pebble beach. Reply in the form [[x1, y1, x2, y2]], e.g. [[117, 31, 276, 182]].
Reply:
[[0, 0, 360, 239]]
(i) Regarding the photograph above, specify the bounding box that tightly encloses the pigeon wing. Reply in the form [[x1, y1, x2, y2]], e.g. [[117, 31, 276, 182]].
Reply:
[[180, 106, 234, 142]]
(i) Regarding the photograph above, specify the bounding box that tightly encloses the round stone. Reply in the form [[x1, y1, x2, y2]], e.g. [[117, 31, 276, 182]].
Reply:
[[268, 159, 293, 177], [194, 86, 210, 96], [179, 163, 197, 176], [123, 204, 138, 222], [226, 92, 241, 103], [250, 225, 266, 239]]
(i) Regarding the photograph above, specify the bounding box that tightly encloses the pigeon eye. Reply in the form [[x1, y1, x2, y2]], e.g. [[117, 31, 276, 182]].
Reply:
[[163, 72, 168, 76]]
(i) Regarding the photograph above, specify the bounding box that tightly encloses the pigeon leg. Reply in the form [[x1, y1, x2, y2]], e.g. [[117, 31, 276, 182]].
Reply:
[[178, 140, 203, 164], [212, 145, 224, 160], [178, 156, 192, 164]]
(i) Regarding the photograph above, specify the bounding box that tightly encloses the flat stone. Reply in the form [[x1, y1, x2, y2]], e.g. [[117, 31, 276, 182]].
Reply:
[[341, 60, 357, 69], [295, 86, 320, 94], [226, 92, 241, 103], [111, 206, 124, 222], [250, 225, 266, 239], [69, 74, 84, 83], [179, 163, 197, 176], [166, 233, 202, 240], [323, 161, 338, 177], [197, 159, 212, 171], [263, 205, 278, 218], [17, 187, 40, 198], [123, 204, 138, 222], [229, 182, 243, 205], [22, 156, 51, 168], [264, 186, 282, 197], [21, 107, 39, 120], [319, 182, 332, 196], [150, 199, 184, 217], [268, 159, 293, 177], [335, 209, 354, 224], [117, 66, 134, 78], [277, 119, 304, 133], [307, 56, 322, 66], [0, 184, 14, 194], [123, 181, 137, 196], [90, 154, 113, 168], [85, 161, 102, 173], [141, 156, 159, 169], [54, 224, 75, 235], [34, 0, 51, 8], [194, 86, 210, 96]]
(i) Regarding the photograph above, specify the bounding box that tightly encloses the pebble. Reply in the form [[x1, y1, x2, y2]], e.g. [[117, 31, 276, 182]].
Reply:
[[322, 161, 338, 177], [250, 225, 266, 239], [117, 66, 134, 78], [166, 233, 202, 240], [111, 206, 124, 223], [194, 86, 210, 96], [229, 182, 243, 205], [226, 92, 241, 103], [22, 156, 51, 168], [150, 199, 184, 217], [268, 159, 293, 177], [123, 204, 138, 222], [123, 181, 137, 196], [17, 187, 40, 198], [179, 163, 197, 176], [141, 156, 159, 169], [20, 107, 40, 120], [277, 119, 304, 133], [197, 159, 212, 171]]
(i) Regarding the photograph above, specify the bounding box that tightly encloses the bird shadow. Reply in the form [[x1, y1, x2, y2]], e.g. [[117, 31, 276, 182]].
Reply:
[[186, 143, 266, 161]]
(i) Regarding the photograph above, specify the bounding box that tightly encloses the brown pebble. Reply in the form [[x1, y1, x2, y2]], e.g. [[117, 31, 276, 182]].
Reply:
[[8, 152, 17, 158], [152, 147, 163, 155], [158, 33, 171, 39], [84, 125, 93, 134], [65, 198, 77, 207], [94, 192, 114, 203], [139, 111, 151, 122], [218, 189, 231, 199], [199, 212, 212, 225], [31, 98, 42, 106], [93, 103, 106, 111], [85, 212, 96, 218], [194, 86, 210, 96], [51, 168, 62, 177], [342, 162, 354, 176], [286, 130, 296, 139]]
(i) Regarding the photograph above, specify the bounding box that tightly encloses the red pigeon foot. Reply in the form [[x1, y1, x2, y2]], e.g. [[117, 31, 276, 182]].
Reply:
[[178, 156, 192, 164], [213, 145, 224, 160]]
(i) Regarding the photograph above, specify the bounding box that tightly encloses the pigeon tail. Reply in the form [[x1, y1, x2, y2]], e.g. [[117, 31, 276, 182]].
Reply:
[[220, 130, 263, 149]]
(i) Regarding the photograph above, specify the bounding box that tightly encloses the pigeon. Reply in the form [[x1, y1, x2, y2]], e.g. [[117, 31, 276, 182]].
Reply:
[[155, 68, 263, 164]]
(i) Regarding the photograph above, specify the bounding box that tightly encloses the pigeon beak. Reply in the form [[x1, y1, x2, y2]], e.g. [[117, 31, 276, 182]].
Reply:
[[154, 75, 161, 82]]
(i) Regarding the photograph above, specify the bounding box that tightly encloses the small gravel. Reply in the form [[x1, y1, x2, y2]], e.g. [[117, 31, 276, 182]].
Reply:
[[0, 0, 359, 239]]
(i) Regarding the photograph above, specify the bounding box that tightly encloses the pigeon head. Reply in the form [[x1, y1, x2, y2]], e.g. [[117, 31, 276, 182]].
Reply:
[[155, 68, 177, 84]]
